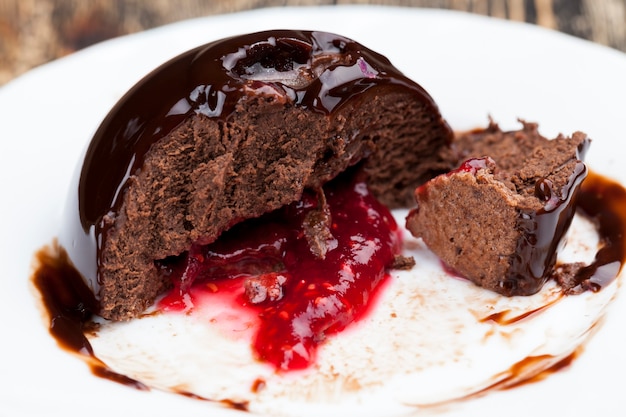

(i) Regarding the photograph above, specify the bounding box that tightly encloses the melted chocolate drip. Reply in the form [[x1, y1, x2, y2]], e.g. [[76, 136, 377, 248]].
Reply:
[[505, 160, 588, 295]]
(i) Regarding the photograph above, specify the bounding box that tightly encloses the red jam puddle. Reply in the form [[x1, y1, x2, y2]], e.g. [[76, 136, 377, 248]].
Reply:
[[155, 171, 402, 371]]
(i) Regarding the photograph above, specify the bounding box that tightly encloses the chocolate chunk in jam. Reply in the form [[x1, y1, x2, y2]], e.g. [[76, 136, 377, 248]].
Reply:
[[302, 188, 336, 259], [244, 273, 288, 304]]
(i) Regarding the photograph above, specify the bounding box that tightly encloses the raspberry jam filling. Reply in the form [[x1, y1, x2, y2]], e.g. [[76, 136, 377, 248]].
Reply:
[[155, 171, 401, 371]]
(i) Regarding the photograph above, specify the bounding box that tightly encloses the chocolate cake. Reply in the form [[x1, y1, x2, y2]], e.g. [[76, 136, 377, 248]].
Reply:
[[406, 121, 590, 296], [60, 30, 454, 321]]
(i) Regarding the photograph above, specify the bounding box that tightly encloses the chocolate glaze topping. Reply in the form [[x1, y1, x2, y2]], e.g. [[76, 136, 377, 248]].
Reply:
[[506, 143, 589, 294], [78, 30, 439, 231], [61, 30, 451, 312]]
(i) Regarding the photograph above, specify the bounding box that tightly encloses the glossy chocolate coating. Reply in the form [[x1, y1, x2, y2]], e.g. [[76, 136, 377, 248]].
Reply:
[[79, 30, 439, 230], [61, 30, 444, 297], [507, 156, 588, 295]]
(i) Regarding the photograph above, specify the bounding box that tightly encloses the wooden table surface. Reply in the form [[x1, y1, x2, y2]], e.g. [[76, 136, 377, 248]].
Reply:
[[1, 0, 625, 86]]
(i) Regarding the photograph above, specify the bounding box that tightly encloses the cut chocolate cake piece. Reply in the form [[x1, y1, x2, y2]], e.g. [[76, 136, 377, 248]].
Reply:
[[61, 30, 454, 320], [406, 121, 590, 296]]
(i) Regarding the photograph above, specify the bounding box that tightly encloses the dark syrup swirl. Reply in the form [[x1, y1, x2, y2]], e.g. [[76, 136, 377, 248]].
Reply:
[[568, 170, 626, 291], [32, 169, 626, 393]]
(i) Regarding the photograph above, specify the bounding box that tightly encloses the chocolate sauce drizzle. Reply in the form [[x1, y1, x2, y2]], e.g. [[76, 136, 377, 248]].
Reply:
[[32, 244, 147, 390], [569, 170, 626, 291], [32, 169, 626, 395]]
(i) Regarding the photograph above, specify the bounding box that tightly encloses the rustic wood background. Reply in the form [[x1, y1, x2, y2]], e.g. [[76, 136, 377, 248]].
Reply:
[[1, 0, 625, 86]]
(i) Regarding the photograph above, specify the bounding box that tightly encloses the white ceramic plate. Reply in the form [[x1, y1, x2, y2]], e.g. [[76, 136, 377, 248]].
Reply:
[[1, 5, 626, 417]]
